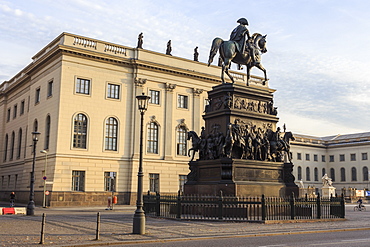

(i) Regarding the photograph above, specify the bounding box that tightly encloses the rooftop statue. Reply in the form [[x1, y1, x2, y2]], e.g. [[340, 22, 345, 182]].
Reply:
[[208, 18, 268, 86]]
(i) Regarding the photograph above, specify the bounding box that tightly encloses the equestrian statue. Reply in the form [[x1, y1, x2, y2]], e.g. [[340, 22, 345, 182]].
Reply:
[[208, 18, 268, 86]]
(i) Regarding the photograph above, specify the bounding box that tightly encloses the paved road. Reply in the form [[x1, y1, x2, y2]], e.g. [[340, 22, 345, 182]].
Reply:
[[0, 203, 369, 246], [121, 230, 370, 247]]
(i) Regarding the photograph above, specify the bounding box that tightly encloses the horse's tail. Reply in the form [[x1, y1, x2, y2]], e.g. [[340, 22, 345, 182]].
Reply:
[[208, 37, 223, 66]]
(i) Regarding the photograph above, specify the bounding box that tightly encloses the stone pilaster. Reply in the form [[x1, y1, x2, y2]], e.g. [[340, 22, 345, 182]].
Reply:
[[164, 83, 176, 160]]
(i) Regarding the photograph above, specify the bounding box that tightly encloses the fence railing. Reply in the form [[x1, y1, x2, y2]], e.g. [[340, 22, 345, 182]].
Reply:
[[143, 192, 345, 222]]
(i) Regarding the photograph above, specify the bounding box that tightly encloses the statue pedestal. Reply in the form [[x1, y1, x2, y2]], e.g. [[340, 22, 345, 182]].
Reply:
[[184, 158, 298, 197], [321, 186, 336, 198]]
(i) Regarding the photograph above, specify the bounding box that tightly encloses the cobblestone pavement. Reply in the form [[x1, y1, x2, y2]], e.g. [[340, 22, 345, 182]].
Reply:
[[1, 203, 370, 246]]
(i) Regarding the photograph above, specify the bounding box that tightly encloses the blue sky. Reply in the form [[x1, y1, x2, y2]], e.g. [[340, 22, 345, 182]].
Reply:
[[1, 0, 370, 136]]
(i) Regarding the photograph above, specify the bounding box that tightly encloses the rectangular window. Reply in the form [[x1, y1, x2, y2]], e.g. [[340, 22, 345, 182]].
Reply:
[[179, 175, 187, 192], [362, 153, 368, 160], [35, 88, 41, 104], [72, 171, 85, 191], [149, 173, 159, 193], [149, 90, 160, 104], [350, 153, 356, 161], [76, 78, 90, 95], [178, 95, 188, 109], [305, 154, 310, 161], [104, 172, 116, 191], [339, 154, 345, 162], [20, 100, 25, 115], [322, 155, 326, 162], [7, 108, 10, 122], [329, 155, 334, 162], [107, 83, 120, 99], [47, 80, 53, 97], [13, 105, 17, 119], [314, 154, 318, 162], [297, 153, 302, 160]]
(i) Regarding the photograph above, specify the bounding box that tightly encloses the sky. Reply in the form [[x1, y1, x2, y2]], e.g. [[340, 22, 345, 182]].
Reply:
[[1, 0, 370, 137]]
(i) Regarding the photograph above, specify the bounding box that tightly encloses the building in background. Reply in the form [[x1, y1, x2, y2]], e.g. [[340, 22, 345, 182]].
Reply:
[[290, 133, 370, 197]]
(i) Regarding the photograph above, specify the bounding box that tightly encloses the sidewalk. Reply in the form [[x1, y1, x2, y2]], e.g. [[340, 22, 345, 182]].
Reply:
[[1, 203, 370, 246]]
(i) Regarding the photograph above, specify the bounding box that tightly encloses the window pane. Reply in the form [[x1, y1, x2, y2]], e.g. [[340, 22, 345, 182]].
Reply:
[[73, 114, 87, 148], [147, 122, 158, 153], [107, 84, 120, 99], [105, 117, 118, 151], [177, 127, 187, 156], [72, 171, 85, 191], [76, 78, 90, 95]]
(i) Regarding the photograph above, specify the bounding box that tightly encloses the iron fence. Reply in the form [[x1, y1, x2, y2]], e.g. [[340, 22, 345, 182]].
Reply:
[[143, 192, 345, 222]]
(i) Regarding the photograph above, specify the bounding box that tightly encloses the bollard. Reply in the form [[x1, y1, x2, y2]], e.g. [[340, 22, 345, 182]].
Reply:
[[39, 213, 46, 244], [95, 212, 101, 240]]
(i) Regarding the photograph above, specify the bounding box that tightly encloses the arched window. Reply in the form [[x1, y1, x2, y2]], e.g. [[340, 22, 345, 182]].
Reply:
[[17, 128, 22, 158], [297, 166, 302, 180], [322, 168, 326, 177], [73, 114, 88, 149], [45, 116, 50, 150], [363, 167, 369, 181], [4, 134, 8, 161], [340, 167, 346, 182], [10, 132, 15, 160], [306, 167, 310, 181], [330, 168, 335, 182], [351, 167, 357, 181], [314, 167, 318, 181], [176, 126, 187, 156], [147, 122, 158, 154], [105, 117, 118, 151]]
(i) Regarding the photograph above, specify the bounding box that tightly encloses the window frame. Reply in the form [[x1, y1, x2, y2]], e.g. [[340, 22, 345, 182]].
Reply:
[[149, 173, 160, 193], [177, 94, 189, 109], [73, 113, 88, 149], [75, 78, 91, 95], [72, 170, 85, 191], [35, 87, 41, 104], [104, 172, 116, 191], [176, 126, 187, 156], [106, 83, 120, 100], [149, 89, 160, 105], [147, 122, 159, 154], [47, 80, 54, 98], [105, 117, 118, 151]]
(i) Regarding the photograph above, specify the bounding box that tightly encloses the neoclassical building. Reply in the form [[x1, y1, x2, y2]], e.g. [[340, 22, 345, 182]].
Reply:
[[0, 32, 265, 206], [1, 33, 368, 206], [290, 133, 370, 195]]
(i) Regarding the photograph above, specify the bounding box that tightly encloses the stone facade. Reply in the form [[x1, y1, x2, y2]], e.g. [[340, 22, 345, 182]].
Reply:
[[0, 33, 267, 206]]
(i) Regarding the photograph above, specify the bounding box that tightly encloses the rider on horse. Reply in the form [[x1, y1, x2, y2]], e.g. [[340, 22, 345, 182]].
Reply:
[[229, 18, 257, 65]]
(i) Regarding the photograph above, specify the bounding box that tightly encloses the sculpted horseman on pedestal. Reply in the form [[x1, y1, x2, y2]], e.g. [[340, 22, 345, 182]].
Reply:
[[208, 18, 268, 85]]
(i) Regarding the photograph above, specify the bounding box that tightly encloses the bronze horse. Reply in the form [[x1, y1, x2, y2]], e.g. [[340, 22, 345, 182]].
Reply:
[[208, 33, 268, 86], [187, 131, 200, 161]]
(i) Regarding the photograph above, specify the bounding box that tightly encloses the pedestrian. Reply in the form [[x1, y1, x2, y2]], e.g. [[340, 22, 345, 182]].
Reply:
[[10, 191, 16, 207]]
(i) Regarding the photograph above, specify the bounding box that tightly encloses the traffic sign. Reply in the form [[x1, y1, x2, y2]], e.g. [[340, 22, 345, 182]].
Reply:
[[43, 176, 47, 180], [45, 191, 50, 195]]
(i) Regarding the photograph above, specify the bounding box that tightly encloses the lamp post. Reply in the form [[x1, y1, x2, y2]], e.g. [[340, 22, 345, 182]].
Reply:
[[40, 150, 48, 208], [133, 93, 150, 234], [27, 131, 40, 216]]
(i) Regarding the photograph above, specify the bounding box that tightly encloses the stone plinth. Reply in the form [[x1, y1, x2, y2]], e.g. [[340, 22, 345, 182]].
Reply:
[[321, 186, 336, 198], [184, 158, 298, 197]]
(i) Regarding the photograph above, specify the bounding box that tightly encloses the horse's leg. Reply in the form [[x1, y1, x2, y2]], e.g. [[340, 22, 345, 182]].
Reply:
[[255, 63, 268, 85], [246, 66, 251, 86], [221, 64, 226, 84], [223, 58, 235, 84]]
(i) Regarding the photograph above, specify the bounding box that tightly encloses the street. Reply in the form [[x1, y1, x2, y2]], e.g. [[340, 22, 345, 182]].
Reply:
[[0, 204, 370, 246]]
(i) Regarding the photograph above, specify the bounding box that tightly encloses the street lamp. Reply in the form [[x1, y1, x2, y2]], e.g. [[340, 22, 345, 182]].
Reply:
[[27, 131, 40, 216], [40, 150, 48, 208], [133, 93, 150, 234]]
